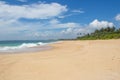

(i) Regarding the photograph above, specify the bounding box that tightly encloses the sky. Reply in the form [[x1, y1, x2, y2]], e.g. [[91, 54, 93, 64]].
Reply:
[[0, 0, 120, 40]]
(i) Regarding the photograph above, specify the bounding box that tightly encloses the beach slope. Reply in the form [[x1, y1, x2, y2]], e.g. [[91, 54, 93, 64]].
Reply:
[[0, 40, 120, 80]]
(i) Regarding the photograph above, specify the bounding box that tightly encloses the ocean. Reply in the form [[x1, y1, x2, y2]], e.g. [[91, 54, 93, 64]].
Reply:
[[0, 40, 58, 53]]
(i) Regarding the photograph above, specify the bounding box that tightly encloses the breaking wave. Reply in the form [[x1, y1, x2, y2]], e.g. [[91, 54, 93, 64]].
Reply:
[[0, 42, 47, 51]]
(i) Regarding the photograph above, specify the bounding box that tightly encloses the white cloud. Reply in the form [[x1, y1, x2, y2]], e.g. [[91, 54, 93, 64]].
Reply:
[[115, 14, 120, 21], [0, 18, 81, 40], [57, 9, 85, 19], [0, 18, 115, 40], [89, 19, 114, 29], [58, 9, 84, 19], [58, 14, 73, 19], [49, 19, 80, 28], [56, 22, 80, 28], [0, 1, 67, 20], [49, 19, 60, 24], [72, 10, 84, 13], [59, 19, 115, 38]]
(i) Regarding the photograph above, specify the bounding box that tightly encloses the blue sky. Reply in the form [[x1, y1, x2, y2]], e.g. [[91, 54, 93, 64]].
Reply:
[[0, 0, 120, 40]]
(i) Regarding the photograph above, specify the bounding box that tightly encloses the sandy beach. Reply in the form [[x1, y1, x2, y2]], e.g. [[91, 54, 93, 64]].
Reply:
[[0, 40, 120, 80]]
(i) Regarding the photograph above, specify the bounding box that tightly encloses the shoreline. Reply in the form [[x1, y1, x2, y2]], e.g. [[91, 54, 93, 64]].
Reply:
[[0, 45, 52, 54], [0, 41, 62, 54], [0, 39, 120, 80], [0, 39, 119, 54]]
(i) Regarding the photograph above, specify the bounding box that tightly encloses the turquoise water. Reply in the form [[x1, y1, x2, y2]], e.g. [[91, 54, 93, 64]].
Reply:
[[0, 40, 58, 52], [0, 40, 56, 47]]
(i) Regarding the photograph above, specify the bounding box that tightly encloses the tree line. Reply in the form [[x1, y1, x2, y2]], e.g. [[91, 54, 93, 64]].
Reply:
[[77, 27, 120, 40]]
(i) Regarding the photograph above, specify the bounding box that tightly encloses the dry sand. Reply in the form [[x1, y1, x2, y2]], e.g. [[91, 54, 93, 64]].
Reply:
[[0, 40, 120, 80]]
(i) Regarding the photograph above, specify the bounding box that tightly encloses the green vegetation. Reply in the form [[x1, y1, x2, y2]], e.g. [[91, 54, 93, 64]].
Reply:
[[77, 27, 120, 40]]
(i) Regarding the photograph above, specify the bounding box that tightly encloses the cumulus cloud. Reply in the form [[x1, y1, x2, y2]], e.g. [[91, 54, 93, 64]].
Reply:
[[59, 19, 114, 38], [0, 1, 67, 20], [89, 19, 114, 29], [115, 14, 120, 21], [0, 18, 115, 40]]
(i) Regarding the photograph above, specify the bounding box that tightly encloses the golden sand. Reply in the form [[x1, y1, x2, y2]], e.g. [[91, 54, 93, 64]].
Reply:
[[0, 40, 120, 80]]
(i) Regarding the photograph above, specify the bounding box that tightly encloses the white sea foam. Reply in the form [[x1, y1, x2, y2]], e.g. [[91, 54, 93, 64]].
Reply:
[[0, 42, 47, 51]]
